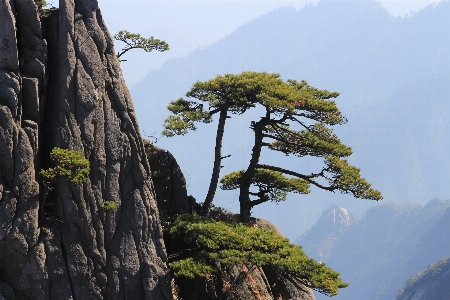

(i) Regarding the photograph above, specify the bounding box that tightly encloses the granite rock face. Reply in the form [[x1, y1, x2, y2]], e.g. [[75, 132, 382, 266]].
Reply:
[[144, 142, 190, 221], [0, 0, 171, 299]]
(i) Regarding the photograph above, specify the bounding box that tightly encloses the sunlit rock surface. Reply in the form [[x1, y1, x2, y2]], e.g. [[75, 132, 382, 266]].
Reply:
[[0, 1, 170, 298]]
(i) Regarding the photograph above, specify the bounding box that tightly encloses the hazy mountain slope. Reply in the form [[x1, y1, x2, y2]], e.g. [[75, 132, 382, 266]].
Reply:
[[299, 199, 450, 300], [130, 0, 450, 239], [341, 72, 450, 204], [396, 258, 450, 300]]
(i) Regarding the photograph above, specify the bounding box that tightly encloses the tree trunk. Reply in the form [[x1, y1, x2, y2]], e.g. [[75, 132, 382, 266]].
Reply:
[[239, 117, 267, 222], [202, 109, 228, 216], [239, 199, 253, 223]]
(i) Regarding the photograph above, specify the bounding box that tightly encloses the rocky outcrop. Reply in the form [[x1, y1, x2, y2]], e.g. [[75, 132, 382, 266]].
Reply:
[[0, 1, 320, 299], [0, 0, 170, 299], [141, 145, 317, 299], [300, 205, 352, 262], [144, 142, 190, 221], [172, 258, 316, 300]]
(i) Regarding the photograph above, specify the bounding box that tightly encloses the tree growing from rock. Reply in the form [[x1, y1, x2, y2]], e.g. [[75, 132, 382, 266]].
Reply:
[[163, 72, 382, 221], [114, 30, 169, 62], [162, 72, 275, 216], [39, 147, 90, 221]]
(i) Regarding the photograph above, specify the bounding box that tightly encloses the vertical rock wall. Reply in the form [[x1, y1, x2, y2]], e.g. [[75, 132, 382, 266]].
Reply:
[[0, 0, 171, 299], [144, 142, 190, 221]]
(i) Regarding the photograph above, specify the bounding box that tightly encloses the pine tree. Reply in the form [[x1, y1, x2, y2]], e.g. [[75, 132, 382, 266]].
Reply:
[[114, 30, 169, 62], [163, 72, 382, 221], [163, 72, 274, 215]]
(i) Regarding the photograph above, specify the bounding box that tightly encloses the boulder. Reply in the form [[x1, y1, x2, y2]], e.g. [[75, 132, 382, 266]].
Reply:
[[144, 141, 190, 221]]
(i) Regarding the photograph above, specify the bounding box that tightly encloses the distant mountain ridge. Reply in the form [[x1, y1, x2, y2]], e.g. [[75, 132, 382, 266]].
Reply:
[[131, 0, 450, 239], [299, 199, 450, 299], [396, 258, 450, 299]]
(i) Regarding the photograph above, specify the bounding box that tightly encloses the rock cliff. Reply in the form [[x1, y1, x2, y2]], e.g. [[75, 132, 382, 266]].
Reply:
[[1, 1, 318, 299], [0, 0, 170, 298], [300, 206, 352, 262]]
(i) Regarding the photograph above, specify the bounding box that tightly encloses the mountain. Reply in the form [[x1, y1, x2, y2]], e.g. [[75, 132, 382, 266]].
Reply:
[[300, 205, 356, 262], [396, 257, 450, 300], [299, 199, 450, 300], [130, 0, 450, 239]]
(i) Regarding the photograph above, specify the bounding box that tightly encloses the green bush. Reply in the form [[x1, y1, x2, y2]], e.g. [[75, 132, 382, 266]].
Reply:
[[168, 214, 348, 296], [40, 147, 90, 183], [101, 201, 119, 211]]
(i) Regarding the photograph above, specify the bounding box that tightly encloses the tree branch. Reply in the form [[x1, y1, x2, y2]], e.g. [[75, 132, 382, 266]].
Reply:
[[256, 164, 334, 191], [249, 198, 270, 206], [168, 246, 205, 263]]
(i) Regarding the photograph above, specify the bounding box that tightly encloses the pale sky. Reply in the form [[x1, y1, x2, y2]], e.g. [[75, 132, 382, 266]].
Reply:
[[58, 0, 440, 85]]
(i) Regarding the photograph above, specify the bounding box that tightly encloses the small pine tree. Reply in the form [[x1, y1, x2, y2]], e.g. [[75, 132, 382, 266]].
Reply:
[[114, 30, 169, 62], [40, 147, 90, 183], [39, 147, 90, 223], [163, 72, 283, 216]]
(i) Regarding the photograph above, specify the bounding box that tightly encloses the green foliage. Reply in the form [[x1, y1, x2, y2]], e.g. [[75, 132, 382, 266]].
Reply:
[[323, 156, 383, 200], [162, 99, 212, 136], [101, 201, 119, 211], [163, 71, 382, 220], [162, 72, 295, 137], [163, 72, 343, 137], [40, 147, 90, 183], [168, 214, 348, 296], [220, 169, 310, 203], [36, 0, 52, 9], [169, 257, 216, 279], [267, 123, 353, 158], [38, 0, 47, 8], [114, 30, 169, 61]]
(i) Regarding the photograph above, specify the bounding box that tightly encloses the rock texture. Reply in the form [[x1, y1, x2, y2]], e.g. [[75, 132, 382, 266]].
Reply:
[[144, 141, 190, 221], [0, 0, 171, 299]]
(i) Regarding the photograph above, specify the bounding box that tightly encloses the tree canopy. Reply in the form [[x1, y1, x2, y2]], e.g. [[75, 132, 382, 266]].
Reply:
[[168, 214, 348, 296], [114, 30, 169, 61], [220, 169, 310, 204], [163, 72, 280, 215], [163, 71, 382, 222], [40, 147, 90, 183]]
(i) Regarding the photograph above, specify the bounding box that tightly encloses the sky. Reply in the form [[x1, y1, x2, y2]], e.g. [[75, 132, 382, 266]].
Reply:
[[72, 0, 442, 87]]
